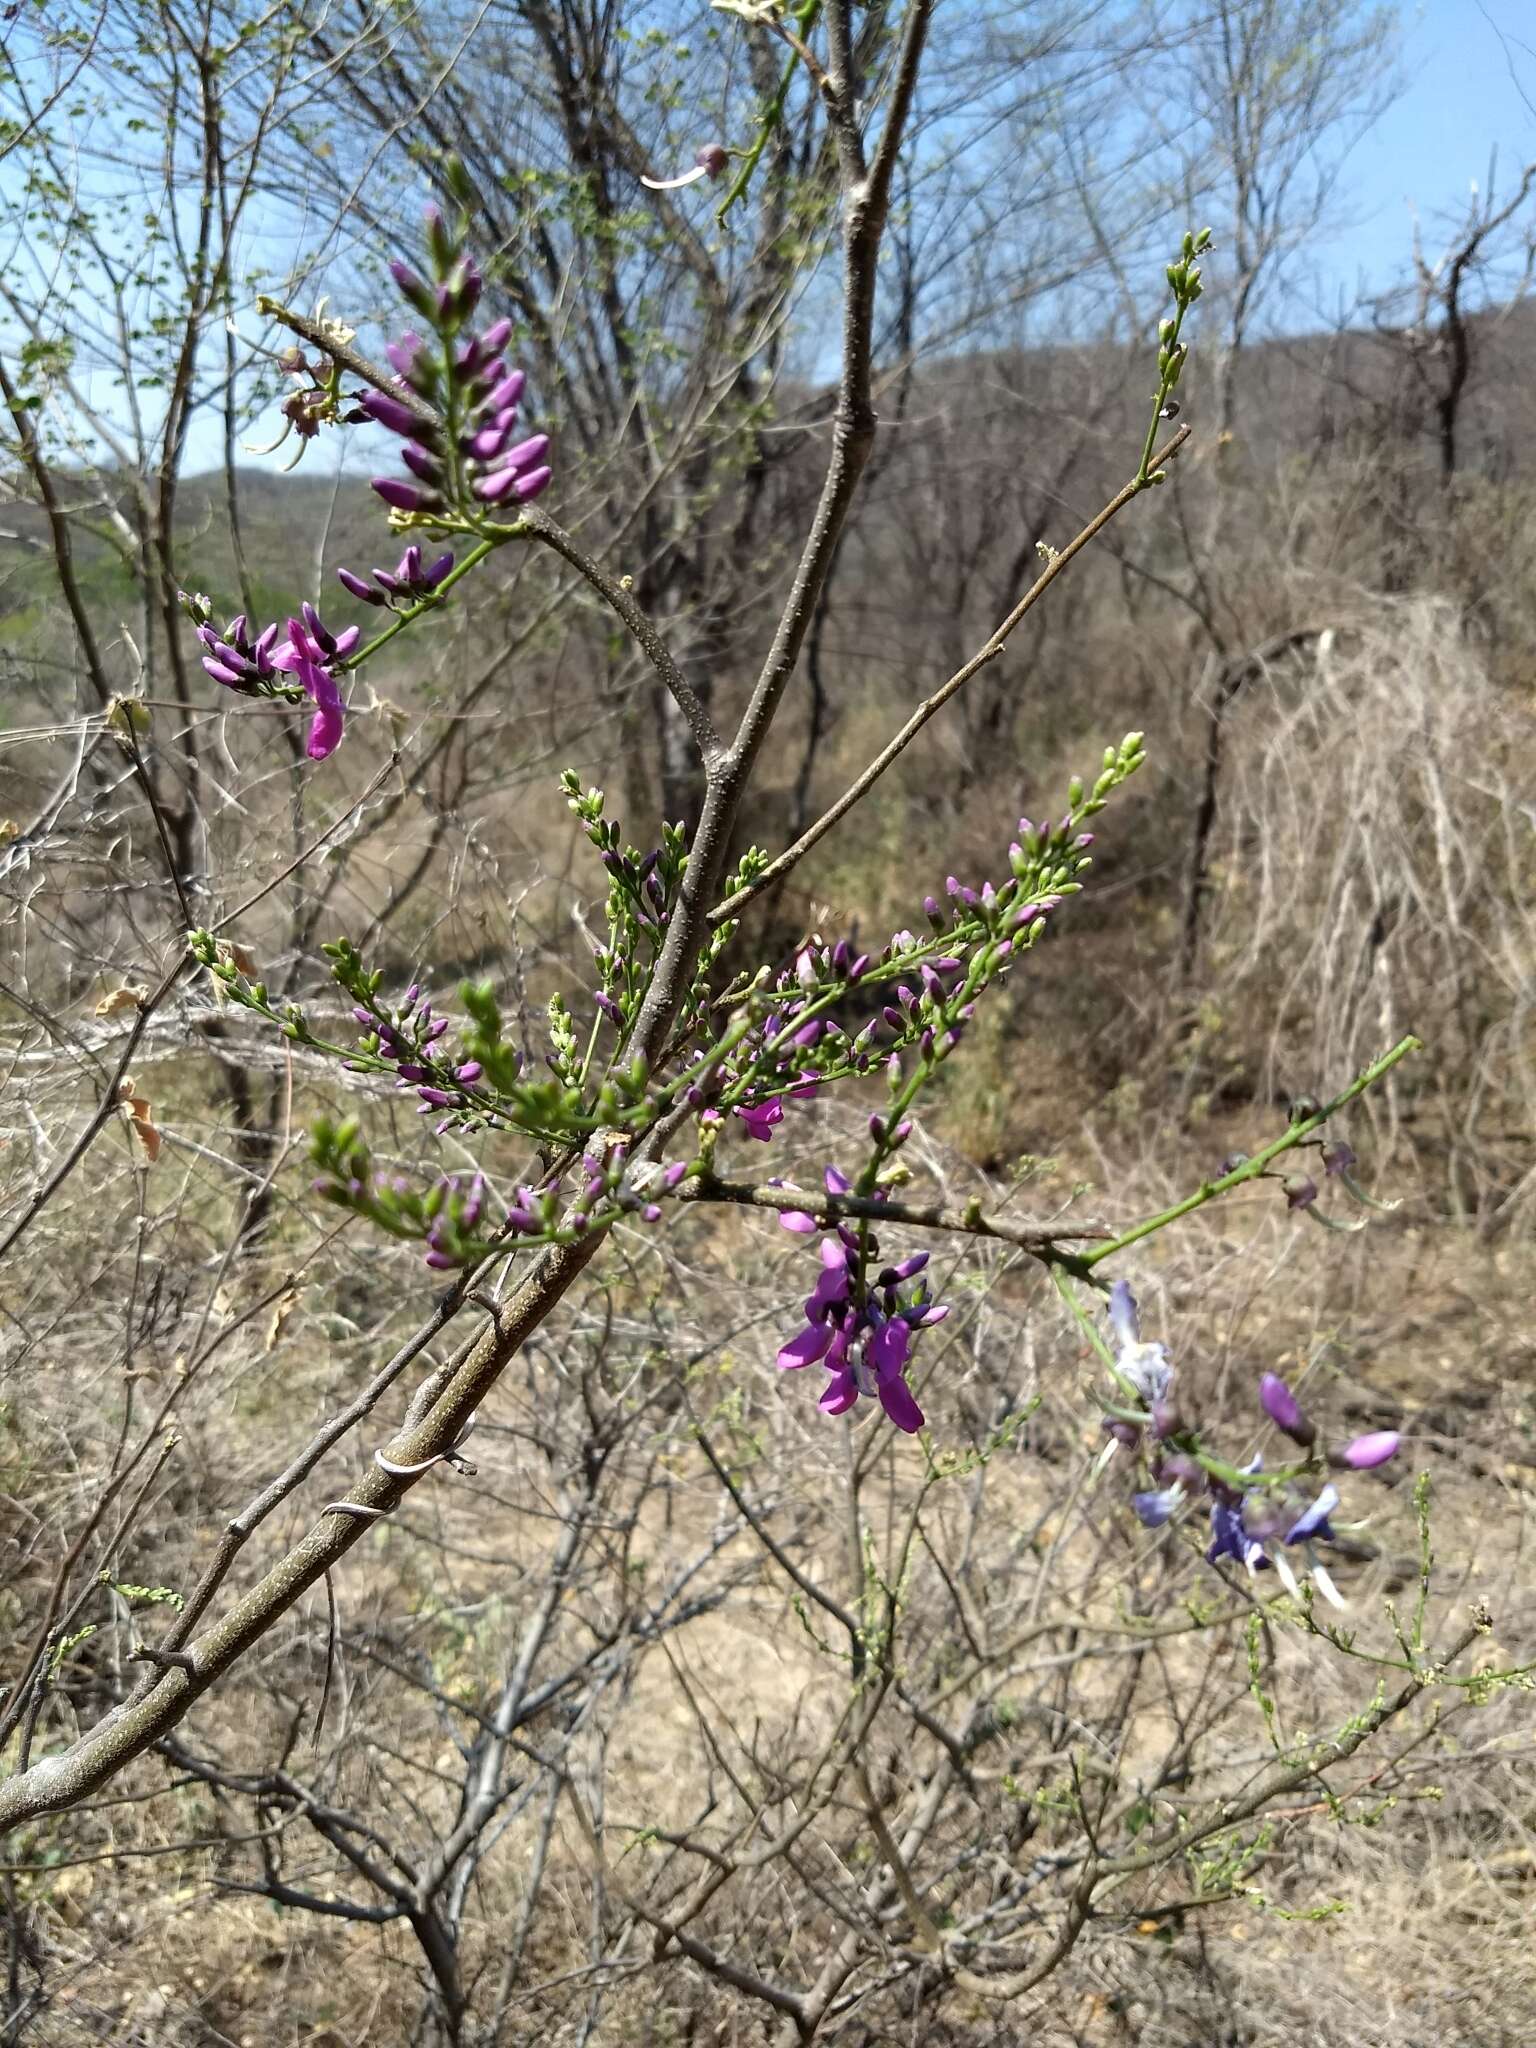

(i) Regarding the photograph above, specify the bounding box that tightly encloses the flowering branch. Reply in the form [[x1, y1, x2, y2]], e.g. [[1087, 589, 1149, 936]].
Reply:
[[708, 422, 1193, 925], [679, 1174, 1110, 1257], [1080, 1034, 1424, 1269]]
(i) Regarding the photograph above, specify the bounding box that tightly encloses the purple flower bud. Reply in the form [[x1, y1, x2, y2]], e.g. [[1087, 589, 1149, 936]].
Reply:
[[1154, 1452, 1206, 1491], [883, 1253, 929, 1282], [390, 259, 432, 309], [1259, 1372, 1316, 1447], [401, 442, 443, 482], [385, 332, 425, 379], [1323, 1141, 1357, 1177], [485, 370, 526, 413], [479, 316, 514, 355], [465, 421, 513, 461], [498, 432, 550, 472], [360, 388, 420, 437], [455, 1061, 482, 1082], [1149, 1397, 1184, 1441], [372, 477, 429, 511], [1332, 1431, 1400, 1469], [695, 143, 729, 177], [474, 465, 528, 503], [1283, 1174, 1319, 1210], [337, 566, 384, 605]]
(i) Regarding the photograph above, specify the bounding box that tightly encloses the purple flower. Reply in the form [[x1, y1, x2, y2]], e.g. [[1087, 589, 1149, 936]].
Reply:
[[775, 1227, 943, 1436], [195, 614, 287, 695], [777, 1321, 834, 1371], [1284, 1483, 1338, 1544], [1106, 1280, 1173, 1405], [735, 1097, 784, 1142], [819, 1313, 925, 1434], [270, 610, 359, 760], [1207, 1490, 1267, 1571], [1133, 1483, 1186, 1527], [1203, 1463, 1353, 1607]]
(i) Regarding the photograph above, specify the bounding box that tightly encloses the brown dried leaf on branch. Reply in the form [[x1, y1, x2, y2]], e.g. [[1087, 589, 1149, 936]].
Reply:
[[94, 985, 148, 1018], [117, 1077, 161, 1164]]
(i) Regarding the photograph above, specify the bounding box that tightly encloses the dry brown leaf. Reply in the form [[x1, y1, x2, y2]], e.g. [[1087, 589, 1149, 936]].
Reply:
[[94, 985, 148, 1018], [118, 1077, 161, 1163], [262, 1287, 303, 1353]]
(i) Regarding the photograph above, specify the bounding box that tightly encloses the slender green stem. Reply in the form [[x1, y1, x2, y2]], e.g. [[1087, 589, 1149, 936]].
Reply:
[[1081, 1036, 1422, 1269], [1053, 1266, 1117, 1372], [718, 0, 824, 221]]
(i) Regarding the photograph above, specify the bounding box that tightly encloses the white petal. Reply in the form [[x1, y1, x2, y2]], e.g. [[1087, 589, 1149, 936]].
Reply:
[[641, 165, 711, 191], [1090, 1440, 1119, 1482], [1311, 1564, 1349, 1611], [1272, 1550, 1303, 1601]]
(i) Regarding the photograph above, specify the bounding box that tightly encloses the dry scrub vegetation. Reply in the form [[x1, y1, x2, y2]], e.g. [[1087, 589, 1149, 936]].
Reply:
[[4, 2, 1536, 2044]]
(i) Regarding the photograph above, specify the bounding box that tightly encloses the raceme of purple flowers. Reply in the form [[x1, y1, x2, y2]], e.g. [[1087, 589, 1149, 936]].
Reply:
[[338, 542, 455, 610], [775, 1169, 949, 1434], [717, 905, 1042, 1144], [364, 213, 552, 519], [347, 980, 467, 1126], [1105, 1282, 1402, 1607], [194, 602, 359, 760]]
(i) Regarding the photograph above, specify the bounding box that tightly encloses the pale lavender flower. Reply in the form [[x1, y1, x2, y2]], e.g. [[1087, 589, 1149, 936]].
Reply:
[[1107, 1280, 1173, 1405]]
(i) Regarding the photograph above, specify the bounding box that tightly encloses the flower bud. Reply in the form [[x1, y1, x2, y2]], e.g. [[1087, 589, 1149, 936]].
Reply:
[[1259, 1372, 1316, 1447], [1330, 1431, 1400, 1470]]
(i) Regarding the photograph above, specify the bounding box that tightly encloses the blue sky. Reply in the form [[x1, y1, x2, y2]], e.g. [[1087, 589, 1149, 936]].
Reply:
[[11, 0, 1529, 477], [1321, 0, 1536, 302]]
